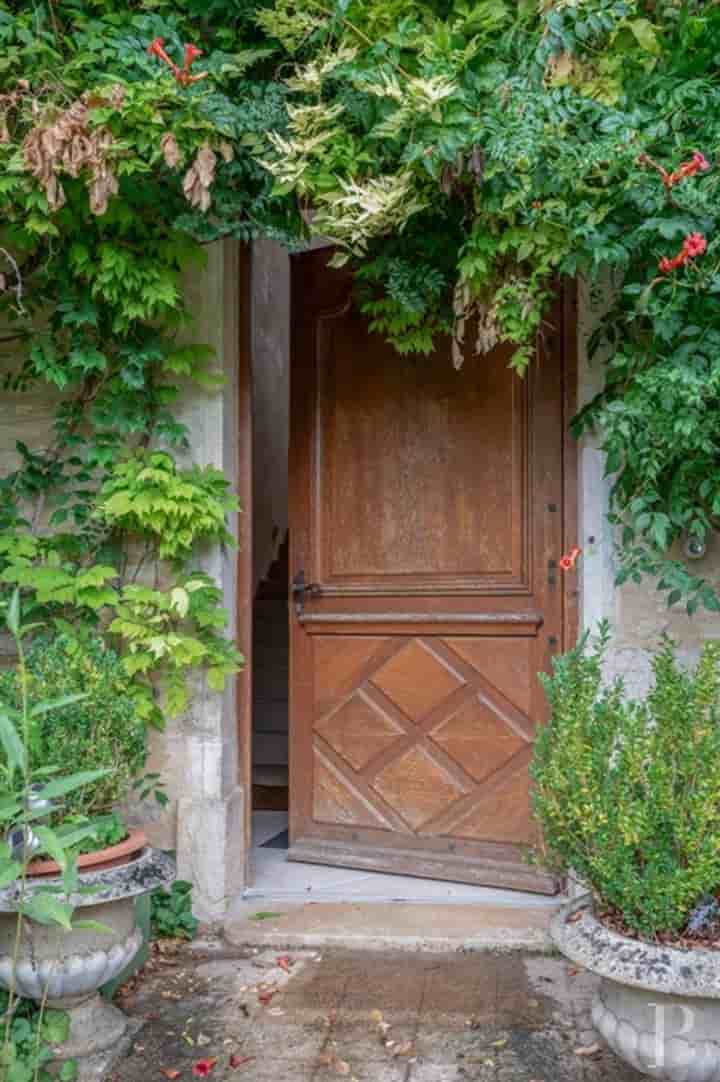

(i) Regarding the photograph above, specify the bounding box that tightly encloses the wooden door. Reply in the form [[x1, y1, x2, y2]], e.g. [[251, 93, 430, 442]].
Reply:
[[288, 249, 575, 893]]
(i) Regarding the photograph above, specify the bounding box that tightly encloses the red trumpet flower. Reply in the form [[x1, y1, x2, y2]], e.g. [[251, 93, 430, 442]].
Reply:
[[659, 232, 707, 274], [639, 151, 711, 189], [559, 546, 582, 572], [147, 37, 180, 77], [147, 38, 207, 86]]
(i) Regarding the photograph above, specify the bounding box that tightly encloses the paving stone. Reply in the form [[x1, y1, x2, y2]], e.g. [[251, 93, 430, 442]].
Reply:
[[108, 942, 646, 1082]]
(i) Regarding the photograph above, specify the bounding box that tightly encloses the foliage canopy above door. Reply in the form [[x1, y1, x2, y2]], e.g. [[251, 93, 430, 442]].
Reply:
[[288, 250, 576, 893]]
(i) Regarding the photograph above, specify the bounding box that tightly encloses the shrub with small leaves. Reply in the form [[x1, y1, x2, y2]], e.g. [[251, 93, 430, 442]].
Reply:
[[531, 625, 720, 938], [0, 631, 146, 818]]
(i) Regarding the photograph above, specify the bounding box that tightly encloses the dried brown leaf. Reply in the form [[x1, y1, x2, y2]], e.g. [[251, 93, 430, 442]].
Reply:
[[161, 131, 181, 169], [195, 142, 216, 187]]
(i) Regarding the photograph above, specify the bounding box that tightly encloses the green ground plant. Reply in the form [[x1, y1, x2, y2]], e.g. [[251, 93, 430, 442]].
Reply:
[[531, 625, 720, 938], [150, 880, 198, 941], [0, 591, 116, 1081]]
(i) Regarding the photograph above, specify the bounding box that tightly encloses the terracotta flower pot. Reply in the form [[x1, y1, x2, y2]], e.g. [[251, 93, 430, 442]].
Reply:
[[26, 828, 148, 877]]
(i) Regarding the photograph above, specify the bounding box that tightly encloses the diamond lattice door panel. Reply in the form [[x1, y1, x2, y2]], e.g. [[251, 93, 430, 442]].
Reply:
[[312, 635, 535, 843], [287, 250, 575, 894]]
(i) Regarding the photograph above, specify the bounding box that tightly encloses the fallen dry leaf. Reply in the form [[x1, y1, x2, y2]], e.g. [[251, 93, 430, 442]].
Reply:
[[389, 1040, 415, 1058], [160, 1071, 181, 1080], [318, 1048, 351, 1075], [491, 1039, 508, 1049], [192, 1058, 218, 1077], [229, 1054, 255, 1070], [574, 1042, 602, 1057]]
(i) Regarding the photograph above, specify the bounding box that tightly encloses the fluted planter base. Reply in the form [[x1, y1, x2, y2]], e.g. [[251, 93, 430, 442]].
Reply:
[[592, 978, 720, 1082], [50, 994, 142, 1082], [552, 896, 720, 1082]]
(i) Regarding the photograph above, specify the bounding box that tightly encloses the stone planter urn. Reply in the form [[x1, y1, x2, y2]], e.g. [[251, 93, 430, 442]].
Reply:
[[551, 895, 720, 1082], [0, 846, 175, 1082]]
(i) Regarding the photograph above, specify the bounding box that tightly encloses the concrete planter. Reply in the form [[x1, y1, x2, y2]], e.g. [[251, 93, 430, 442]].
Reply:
[[551, 895, 720, 1082], [0, 846, 175, 1082]]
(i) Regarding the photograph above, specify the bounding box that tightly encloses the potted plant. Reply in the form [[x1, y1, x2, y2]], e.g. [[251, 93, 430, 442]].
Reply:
[[0, 625, 155, 876], [532, 624, 720, 1081], [0, 592, 174, 1081]]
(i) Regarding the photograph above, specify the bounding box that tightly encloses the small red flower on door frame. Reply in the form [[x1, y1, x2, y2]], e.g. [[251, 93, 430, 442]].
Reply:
[[559, 545, 582, 571]]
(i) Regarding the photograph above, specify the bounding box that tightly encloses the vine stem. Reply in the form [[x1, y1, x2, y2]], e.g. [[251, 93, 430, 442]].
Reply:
[[4, 626, 29, 1059], [0, 248, 26, 316], [32, 978, 51, 1082]]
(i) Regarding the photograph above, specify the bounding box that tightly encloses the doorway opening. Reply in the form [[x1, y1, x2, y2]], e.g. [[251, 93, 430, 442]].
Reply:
[[246, 239, 575, 905], [250, 238, 291, 873]]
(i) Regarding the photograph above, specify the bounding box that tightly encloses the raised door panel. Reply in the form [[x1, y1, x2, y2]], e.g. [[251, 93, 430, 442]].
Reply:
[[317, 314, 528, 591]]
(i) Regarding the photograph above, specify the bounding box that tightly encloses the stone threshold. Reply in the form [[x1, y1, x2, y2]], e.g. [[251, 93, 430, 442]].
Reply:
[[224, 899, 561, 954]]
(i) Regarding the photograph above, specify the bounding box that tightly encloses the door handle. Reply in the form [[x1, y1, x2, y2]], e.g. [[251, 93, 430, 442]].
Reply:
[[291, 570, 321, 616]]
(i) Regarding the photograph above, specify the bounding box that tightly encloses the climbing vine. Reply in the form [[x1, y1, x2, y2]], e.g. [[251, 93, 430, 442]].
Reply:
[[1, 0, 720, 713], [257, 0, 720, 613], [0, 0, 300, 721]]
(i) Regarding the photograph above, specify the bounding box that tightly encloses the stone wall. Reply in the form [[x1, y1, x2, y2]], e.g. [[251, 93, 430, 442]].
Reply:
[[576, 275, 720, 696]]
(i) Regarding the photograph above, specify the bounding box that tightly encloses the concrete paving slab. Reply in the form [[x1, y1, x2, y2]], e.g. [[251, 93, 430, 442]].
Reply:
[[107, 939, 645, 1082], [225, 900, 557, 953]]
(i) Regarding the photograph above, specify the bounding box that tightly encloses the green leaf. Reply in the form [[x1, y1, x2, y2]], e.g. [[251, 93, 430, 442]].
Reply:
[[6, 588, 20, 636], [30, 694, 89, 718], [23, 893, 75, 930], [0, 859, 22, 889], [628, 18, 660, 54], [35, 769, 111, 800], [0, 711, 26, 777], [71, 919, 114, 935], [42, 1010, 71, 1046], [33, 826, 69, 871]]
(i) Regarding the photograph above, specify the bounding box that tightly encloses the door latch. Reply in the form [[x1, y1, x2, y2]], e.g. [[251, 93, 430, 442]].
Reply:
[[291, 569, 321, 616]]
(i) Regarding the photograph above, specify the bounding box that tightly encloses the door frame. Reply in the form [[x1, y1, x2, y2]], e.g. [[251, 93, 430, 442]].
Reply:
[[237, 249, 579, 887]]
